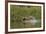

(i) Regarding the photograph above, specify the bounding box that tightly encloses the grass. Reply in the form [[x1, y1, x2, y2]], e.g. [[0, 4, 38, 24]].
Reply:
[[10, 5, 41, 29]]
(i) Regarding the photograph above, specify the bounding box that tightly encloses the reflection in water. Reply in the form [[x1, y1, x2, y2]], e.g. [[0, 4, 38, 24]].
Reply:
[[23, 16, 40, 25]]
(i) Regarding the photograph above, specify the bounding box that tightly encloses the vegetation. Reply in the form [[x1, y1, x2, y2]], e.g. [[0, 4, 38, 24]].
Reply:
[[10, 5, 41, 29]]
